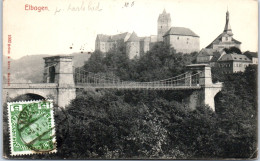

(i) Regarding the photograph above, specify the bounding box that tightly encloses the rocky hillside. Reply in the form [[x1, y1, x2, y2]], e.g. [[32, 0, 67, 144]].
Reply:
[[3, 52, 91, 83]]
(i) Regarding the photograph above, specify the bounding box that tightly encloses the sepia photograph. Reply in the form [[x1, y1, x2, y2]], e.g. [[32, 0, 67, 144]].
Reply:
[[2, 0, 258, 159]]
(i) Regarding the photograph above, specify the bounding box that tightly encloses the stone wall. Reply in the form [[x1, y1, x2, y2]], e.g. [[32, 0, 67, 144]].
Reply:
[[164, 35, 200, 53], [126, 41, 140, 59]]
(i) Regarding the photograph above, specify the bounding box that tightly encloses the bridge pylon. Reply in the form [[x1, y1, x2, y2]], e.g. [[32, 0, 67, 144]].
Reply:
[[43, 55, 76, 107], [185, 64, 222, 111]]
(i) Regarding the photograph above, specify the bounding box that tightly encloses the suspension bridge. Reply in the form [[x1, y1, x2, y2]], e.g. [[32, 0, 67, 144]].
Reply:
[[73, 67, 201, 90], [3, 55, 222, 111]]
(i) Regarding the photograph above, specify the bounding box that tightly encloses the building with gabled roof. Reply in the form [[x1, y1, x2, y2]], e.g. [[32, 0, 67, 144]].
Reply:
[[95, 32, 131, 53], [244, 51, 258, 64], [126, 32, 140, 59], [206, 10, 241, 50], [196, 48, 220, 63], [163, 27, 200, 53], [217, 53, 251, 73]]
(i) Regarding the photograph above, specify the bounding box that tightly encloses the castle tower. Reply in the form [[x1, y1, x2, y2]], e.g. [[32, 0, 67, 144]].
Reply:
[[126, 32, 140, 59], [223, 10, 233, 36], [157, 9, 171, 42]]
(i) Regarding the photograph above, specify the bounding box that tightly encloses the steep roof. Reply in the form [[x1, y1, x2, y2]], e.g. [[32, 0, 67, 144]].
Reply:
[[163, 27, 199, 37], [197, 48, 223, 62], [206, 33, 241, 49], [96, 32, 131, 42], [96, 34, 109, 41], [126, 32, 139, 42], [198, 48, 219, 56], [218, 53, 251, 62], [110, 32, 130, 41], [210, 52, 223, 62]]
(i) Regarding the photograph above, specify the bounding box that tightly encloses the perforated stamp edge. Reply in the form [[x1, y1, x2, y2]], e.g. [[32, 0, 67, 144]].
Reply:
[[7, 99, 57, 156]]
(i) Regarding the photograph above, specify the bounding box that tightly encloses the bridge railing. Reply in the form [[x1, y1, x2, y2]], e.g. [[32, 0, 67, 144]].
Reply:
[[3, 83, 58, 88], [73, 68, 202, 88]]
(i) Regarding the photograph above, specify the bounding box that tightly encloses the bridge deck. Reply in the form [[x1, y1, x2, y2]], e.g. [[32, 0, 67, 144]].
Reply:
[[3, 83, 58, 89], [3, 83, 202, 90], [75, 83, 201, 90]]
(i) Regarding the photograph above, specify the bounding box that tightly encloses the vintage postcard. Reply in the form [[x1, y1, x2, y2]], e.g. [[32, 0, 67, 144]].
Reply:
[[2, 0, 258, 159]]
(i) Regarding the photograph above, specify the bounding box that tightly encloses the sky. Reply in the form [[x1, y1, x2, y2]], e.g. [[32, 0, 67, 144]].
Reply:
[[3, 0, 258, 59]]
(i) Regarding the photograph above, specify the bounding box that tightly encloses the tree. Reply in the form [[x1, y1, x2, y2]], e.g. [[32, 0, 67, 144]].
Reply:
[[223, 47, 242, 54], [214, 65, 257, 158], [83, 50, 107, 73]]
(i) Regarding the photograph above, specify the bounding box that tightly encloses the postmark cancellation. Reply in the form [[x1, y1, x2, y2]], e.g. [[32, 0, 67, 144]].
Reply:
[[7, 100, 57, 156]]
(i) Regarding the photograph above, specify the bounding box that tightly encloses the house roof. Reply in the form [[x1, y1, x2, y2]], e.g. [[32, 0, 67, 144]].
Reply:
[[244, 51, 258, 59], [197, 48, 223, 62], [206, 33, 241, 48], [96, 32, 130, 42], [163, 27, 199, 37], [210, 52, 222, 62], [96, 34, 109, 41], [218, 53, 251, 62], [198, 48, 219, 56]]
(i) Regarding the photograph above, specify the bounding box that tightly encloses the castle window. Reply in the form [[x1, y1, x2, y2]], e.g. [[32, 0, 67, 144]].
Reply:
[[187, 38, 189, 40], [226, 37, 228, 41], [177, 37, 179, 40]]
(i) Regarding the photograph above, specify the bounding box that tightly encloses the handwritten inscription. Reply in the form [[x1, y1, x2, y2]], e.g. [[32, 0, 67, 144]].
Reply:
[[122, 1, 135, 8], [54, 1, 102, 15], [25, 4, 49, 12]]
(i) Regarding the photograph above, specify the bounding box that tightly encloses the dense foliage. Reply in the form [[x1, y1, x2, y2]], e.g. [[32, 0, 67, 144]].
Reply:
[[223, 46, 242, 54], [3, 43, 257, 159], [83, 42, 197, 81]]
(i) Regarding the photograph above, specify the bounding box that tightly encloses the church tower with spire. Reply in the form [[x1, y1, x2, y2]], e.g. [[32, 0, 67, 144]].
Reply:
[[205, 10, 241, 50], [223, 10, 233, 36], [157, 9, 171, 42]]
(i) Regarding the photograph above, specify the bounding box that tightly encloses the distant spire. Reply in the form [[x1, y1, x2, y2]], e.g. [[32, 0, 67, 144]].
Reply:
[[163, 8, 166, 14], [224, 9, 233, 36]]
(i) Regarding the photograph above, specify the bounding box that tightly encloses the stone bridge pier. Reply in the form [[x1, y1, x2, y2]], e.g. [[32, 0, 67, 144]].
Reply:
[[43, 56, 76, 107], [184, 64, 222, 111], [2, 56, 76, 108]]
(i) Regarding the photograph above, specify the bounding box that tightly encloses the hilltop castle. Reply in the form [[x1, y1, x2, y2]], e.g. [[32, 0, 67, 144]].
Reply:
[[95, 9, 200, 59]]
